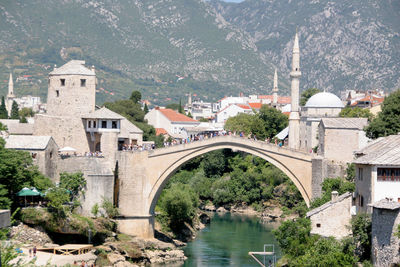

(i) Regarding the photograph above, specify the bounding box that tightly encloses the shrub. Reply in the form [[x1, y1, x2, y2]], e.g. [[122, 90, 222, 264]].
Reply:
[[101, 198, 119, 218], [91, 203, 99, 217]]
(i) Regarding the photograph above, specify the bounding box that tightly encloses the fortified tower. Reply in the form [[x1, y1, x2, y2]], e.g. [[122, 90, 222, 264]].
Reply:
[[288, 31, 301, 150], [46, 60, 96, 117], [34, 60, 96, 152], [272, 69, 279, 105]]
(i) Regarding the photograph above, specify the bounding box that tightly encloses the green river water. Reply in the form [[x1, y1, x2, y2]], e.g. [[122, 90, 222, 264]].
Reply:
[[177, 212, 281, 267]]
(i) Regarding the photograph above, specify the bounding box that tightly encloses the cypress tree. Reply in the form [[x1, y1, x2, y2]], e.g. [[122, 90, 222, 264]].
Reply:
[[10, 100, 19, 120], [144, 103, 149, 114], [178, 98, 184, 114], [0, 97, 8, 119]]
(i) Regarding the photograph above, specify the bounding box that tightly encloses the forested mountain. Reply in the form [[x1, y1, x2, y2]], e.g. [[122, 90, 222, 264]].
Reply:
[[210, 0, 400, 94], [0, 0, 280, 105], [0, 0, 398, 105]]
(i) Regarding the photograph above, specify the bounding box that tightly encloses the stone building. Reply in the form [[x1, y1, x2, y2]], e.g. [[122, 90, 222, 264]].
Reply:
[[371, 199, 400, 267], [306, 191, 353, 239], [354, 134, 400, 213], [318, 118, 369, 163], [4, 135, 58, 178]]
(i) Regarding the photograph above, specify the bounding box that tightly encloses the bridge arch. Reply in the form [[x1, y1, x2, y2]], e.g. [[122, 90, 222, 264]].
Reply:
[[147, 137, 313, 215]]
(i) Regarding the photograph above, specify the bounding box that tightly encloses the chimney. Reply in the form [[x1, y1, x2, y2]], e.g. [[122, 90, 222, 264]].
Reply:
[[331, 191, 339, 202]]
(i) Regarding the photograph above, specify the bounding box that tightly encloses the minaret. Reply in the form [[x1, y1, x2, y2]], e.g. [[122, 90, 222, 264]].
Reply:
[[272, 69, 278, 105], [288, 31, 301, 150], [7, 73, 15, 99]]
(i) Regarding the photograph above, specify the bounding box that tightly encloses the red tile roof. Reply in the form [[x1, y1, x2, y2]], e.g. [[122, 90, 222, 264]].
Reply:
[[248, 102, 263, 109], [236, 104, 251, 110], [155, 128, 168, 136], [258, 95, 291, 104], [159, 108, 198, 122]]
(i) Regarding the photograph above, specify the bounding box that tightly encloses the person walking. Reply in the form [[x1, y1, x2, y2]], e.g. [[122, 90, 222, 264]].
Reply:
[[33, 246, 37, 257]]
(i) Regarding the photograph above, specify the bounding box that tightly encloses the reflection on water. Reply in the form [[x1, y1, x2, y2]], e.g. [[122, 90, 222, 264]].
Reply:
[[178, 212, 281, 267]]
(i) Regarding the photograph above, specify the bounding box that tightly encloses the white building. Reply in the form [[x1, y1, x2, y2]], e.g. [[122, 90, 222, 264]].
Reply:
[[354, 134, 400, 213], [145, 107, 200, 139], [214, 104, 253, 124]]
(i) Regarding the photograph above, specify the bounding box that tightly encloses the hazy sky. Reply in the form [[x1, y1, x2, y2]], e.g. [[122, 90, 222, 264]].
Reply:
[[223, 0, 244, 2]]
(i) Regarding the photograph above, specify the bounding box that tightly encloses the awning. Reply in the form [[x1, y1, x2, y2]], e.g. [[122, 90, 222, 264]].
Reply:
[[275, 127, 289, 140]]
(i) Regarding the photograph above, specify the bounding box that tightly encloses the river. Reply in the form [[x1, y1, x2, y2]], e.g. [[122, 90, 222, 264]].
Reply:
[[178, 212, 281, 267]]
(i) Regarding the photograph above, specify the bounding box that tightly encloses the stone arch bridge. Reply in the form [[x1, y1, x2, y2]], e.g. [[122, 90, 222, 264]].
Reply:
[[115, 135, 323, 238]]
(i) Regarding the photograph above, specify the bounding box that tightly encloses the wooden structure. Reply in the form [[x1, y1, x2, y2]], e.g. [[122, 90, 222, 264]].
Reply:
[[37, 244, 93, 255]]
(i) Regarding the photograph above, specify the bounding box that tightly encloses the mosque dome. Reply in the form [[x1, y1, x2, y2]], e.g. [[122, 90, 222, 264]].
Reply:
[[305, 92, 344, 108]]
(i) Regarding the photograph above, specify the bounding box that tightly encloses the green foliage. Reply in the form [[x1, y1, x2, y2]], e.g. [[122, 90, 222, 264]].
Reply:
[[10, 101, 19, 120], [352, 213, 371, 261], [143, 103, 149, 114], [130, 90, 142, 104], [346, 163, 355, 182], [202, 150, 226, 178], [0, 137, 53, 208], [0, 122, 7, 131], [300, 88, 321, 106], [91, 203, 100, 217], [339, 107, 373, 121], [19, 107, 34, 118], [274, 218, 358, 266], [59, 172, 86, 199], [101, 198, 119, 218], [158, 183, 198, 229], [199, 118, 209, 122], [0, 97, 8, 119], [19, 116, 27, 123], [257, 105, 288, 139], [45, 187, 70, 217], [178, 98, 184, 114], [365, 89, 400, 139], [224, 105, 288, 139], [224, 113, 255, 135], [310, 178, 355, 208], [273, 218, 312, 257], [165, 103, 181, 111], [1, 242, 26, 267]]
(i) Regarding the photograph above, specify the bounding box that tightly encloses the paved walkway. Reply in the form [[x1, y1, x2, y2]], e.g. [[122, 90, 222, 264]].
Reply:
[[11, 248, 97, 266]]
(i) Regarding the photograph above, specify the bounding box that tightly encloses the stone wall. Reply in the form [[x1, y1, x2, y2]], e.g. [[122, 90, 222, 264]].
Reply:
[[355, 164, 374, 213], [322, 128, 360, 163], [372, 207, 400, 266], [56, 156, 115, 216], [311, 157, 347, 199], [34, 114, 90, 154], [0, 210, 10, 228]]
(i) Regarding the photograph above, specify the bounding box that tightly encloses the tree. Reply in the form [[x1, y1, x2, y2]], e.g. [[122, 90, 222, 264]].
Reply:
[[224, 113, 254, 135], [365, 89, 400, 139], [165, 103, 181, 111], [257, 105, 288, 139], [130, 90, 142, 104], [310, 178, 355, 208], [351, 213, 371, 261], [45, 187, 70, 217], [10, 101, 19, 120], [0, 97, 8, 119], [339, 107, 373, 121], [178, 98, 184, 114], [19, 107, 34, 118], [59, 172, 86, 200], [143, 103, 149, 114], [300, 88, 321, 106]]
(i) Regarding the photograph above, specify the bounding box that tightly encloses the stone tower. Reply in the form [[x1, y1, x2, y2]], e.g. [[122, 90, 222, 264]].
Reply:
[[288, 31, 301, 150], [46, 60, 96, 117], [6, 73, 16, 116], [272, 69, 279, 105]]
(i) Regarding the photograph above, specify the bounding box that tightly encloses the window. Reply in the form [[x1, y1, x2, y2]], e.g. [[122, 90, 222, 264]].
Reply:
[[358, 195, 364, 207], [102, 121, 107, 128], [80, 79, 86, 87], [316, 223, 321, 228], [378, 168, 400, 181], [93, 121, 96, 128], [358, 168, 363, 181], [88, 121, 92, 128], [60, 79, 65, 86], [56, 90, 59, 97], [112, 121, 117, 129]]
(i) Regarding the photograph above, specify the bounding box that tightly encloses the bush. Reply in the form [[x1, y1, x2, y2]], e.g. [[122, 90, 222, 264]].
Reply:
[[101, 198, 119, 218], [159, 183, 198, 229], [352, 213, 371, 261], [45, 187, 71, 217], [310, 178, 355, 208], [91, 203, 99, 217]]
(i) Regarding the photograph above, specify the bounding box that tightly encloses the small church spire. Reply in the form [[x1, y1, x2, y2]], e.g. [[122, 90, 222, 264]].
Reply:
[[7, 73, 15, 98], [272, 69, 278, 104]]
